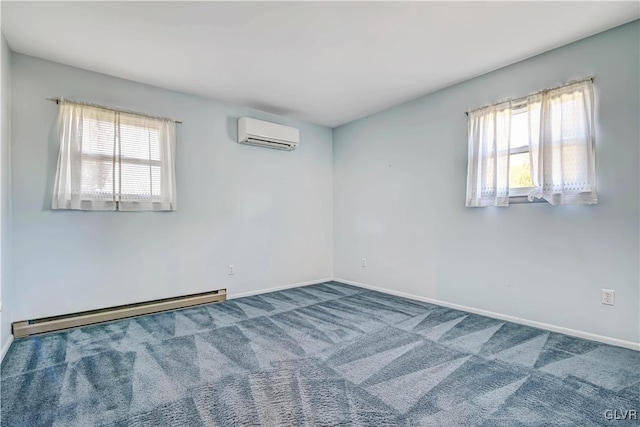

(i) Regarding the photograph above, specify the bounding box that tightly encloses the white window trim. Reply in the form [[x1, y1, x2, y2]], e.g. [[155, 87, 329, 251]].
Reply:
[[508, 145, 536, 199]]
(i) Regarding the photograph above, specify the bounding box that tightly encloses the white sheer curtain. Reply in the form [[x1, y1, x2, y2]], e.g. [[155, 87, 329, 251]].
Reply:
[[52, 100, 177, 211], [526, 80, 597, 205], [465, 102, 512, 207]]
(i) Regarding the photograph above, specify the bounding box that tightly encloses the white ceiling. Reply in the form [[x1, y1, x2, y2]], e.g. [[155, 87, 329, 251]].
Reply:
[[2, 2, 638, 127]]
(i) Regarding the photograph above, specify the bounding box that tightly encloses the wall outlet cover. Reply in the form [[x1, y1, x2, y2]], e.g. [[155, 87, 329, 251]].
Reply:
[[602, 289, 615, 305]]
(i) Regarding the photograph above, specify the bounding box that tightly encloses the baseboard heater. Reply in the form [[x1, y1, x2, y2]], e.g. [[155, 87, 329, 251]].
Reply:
[[12, 288, 227, 338]]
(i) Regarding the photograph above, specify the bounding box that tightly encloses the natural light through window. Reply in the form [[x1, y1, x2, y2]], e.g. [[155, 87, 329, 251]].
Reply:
[[508, 111, 534, 195], [81, 117, 163, 199], [466, 79, 596, 207], [52, 101, 177, 211]]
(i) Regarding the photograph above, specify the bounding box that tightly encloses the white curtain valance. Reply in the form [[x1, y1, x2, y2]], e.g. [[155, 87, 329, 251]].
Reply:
[[52, 100, 177, 211]]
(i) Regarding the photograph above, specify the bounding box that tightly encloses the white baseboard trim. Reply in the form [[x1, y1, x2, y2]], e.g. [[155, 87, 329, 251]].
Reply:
[[228, 277, 335, 300], [1, 334, 14, 362], [334, 277, 640, 351]]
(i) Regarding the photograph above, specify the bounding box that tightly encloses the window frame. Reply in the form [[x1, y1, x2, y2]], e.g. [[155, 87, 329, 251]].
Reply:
[[506, 107, 536, 200], [508, 144, 534, 198]]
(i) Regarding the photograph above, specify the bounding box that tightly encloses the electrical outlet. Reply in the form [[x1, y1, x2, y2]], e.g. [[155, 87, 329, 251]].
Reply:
[[602, 289, 615, 305], [228, 264, 235, 275], [362, 258, 367, 267]]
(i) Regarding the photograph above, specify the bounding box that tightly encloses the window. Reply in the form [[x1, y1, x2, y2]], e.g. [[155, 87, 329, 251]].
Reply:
[[507, 108, 534, 197], [465, 79, 596, 207], [52, 101, 177, 211]]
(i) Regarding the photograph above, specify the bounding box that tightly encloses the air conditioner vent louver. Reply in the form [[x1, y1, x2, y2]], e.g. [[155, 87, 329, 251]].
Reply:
[[238, 117, 299, 151]]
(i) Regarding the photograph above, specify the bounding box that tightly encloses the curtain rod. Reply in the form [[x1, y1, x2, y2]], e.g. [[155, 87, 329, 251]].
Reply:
[[464, 77, 594, 116], [46, 98, 183, 124]]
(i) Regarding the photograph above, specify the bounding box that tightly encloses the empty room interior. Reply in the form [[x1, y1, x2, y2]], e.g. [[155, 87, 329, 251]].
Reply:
[[0, 1, 639, 426]]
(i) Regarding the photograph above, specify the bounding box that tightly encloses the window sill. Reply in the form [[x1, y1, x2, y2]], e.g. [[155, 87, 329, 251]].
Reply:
[[509, 196, 546, 204]]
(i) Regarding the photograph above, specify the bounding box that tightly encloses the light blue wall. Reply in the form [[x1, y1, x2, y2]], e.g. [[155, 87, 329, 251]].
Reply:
[[11, 54, 333, 321], [6, 21, 639, 345], [333, 21, 640, 343], [1, 34, 12, 353], [0, 34, 14, 348]]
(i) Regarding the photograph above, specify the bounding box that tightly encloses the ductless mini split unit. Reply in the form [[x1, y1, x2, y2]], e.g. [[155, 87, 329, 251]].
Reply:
[[238, 117, 299, 151]]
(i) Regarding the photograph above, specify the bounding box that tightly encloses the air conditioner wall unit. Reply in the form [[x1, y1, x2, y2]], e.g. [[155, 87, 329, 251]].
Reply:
[[237, 117, 299, 151]]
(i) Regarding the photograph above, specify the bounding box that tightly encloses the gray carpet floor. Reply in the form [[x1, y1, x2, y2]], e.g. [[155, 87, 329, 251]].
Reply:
[[1, 281, 639, 426]]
